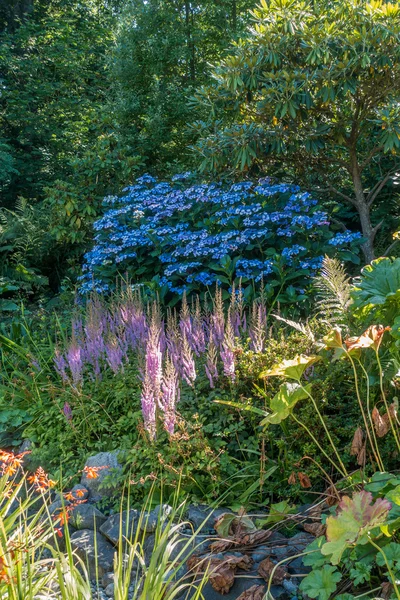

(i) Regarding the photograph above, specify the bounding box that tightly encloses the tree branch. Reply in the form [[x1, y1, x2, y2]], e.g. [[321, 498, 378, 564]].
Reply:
[[383, 238, 400, 257], [360, 145, 384, 171], [366, 171, 395, 208]]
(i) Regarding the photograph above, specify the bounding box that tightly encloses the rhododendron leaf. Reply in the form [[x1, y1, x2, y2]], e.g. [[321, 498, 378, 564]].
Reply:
[[260, 354, 321, 380], [321, 491, 391, 565], [262, 382, 311, 425], [299, 565, 342, 600]]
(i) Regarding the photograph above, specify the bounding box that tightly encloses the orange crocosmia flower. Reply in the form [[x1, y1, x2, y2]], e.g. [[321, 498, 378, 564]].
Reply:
[[75, 489, 85, 498], [27, 467, 56, 492], [82, 465, 108, 479], [64, 492, 74, 502]]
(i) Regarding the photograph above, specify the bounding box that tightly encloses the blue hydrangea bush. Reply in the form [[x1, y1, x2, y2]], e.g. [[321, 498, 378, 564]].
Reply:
[[79, 173, 362, 301]]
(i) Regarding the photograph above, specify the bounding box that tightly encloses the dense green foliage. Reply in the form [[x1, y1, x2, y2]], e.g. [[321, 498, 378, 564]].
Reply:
[[192, 0, 400, 262]]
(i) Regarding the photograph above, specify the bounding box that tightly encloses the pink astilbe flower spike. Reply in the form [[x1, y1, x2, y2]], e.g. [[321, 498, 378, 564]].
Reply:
[[205, 338, 218, 388], [221, 308, 235, 381], [182, 332, 196, 386], [160, 353, 180, 435]]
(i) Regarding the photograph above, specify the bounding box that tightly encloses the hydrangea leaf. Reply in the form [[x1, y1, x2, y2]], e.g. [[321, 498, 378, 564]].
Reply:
[[299, 565, 342, 600], [261, 382, 312, 425], [260, 354, 321, 380], [321, 491, 392, 565]]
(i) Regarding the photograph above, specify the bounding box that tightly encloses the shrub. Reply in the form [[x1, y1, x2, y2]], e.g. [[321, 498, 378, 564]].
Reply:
[[79, 173, 362, 305]]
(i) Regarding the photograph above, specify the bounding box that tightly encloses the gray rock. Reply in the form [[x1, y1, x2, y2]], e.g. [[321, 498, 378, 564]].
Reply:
[[100, 509, 139, 545], [101, 572, 114, 588], [70, 504, 107, 530], [251, 545, 272, 562], [141, 504, 173, 533], [104, 583, 114, 597], [70, 530, 115, 578], [186, 505, 233, 533], [283, 578, 298, 594], [288, 555, 311, 575], [80, 451, 122, 502], [269, 531, 287, 544], [287, 532, 315, 552], [69, 484, 89, 501]]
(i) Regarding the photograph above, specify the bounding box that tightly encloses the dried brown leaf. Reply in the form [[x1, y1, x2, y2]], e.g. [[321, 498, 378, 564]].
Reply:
[[372, 407, 391, 437], [288, 472, 297, 485], [236, 584, 266, 600], [209, 563, 235, 594], [325, 485, 340, 507], [303, 522, 326, 537], [350, 427, 364, 456], [381, 581, 394, 600], [209, 528, 273, 553], [297, 472, 312, 488], [356, 443, 366, 466], [258, 557, 288, 584]]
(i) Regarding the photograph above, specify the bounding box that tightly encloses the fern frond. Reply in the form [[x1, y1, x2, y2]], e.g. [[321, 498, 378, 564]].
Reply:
[[314, 256, 351, 328], [272, 313, 315, 343]]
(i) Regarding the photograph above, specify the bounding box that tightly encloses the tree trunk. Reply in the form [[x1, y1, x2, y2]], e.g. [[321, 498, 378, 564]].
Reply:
[[350, 151, 375, 264]]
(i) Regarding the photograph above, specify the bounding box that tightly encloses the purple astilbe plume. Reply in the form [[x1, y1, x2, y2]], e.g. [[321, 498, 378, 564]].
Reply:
[[66, 339, 83, 387], [179, 292, 193, 346], [63, 401, 73, 422], [191, 296, 206, 355], [221, 309, 235, 381], [211, 286, 225, 347], [160, 353, 180, 435], [54, 349, 68, 383], [119, 290, 148, 351], [205, 338, 218, 388], [145, 308, 163, 402], [249, 301, 267, 353], [105, 336, 125, 374], [166, 309, 182, 374], [84, 295, 106, 377], [181, 332, 196, 386], [141, 371, 156, 440]]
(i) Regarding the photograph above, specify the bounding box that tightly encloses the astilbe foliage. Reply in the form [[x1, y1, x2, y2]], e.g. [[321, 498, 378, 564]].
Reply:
[[79, 173, 362, 300]]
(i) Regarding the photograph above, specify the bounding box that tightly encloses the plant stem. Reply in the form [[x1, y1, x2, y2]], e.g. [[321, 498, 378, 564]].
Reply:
[[368, 537, 400, 600], [291, 413, 347, 478], [357, 358, 385, 471], [375, 349, 400, 452], [299, 382, 348, 477], [348, 354, 383, 469]]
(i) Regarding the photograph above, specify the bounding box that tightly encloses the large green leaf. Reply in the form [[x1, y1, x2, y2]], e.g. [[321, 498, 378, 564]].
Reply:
[[299, 565, 342, 600], [351, 257, 400, 309], [260, 354, 321, 380], [321, 491, 392, 565], [261, 382, 312, 425]]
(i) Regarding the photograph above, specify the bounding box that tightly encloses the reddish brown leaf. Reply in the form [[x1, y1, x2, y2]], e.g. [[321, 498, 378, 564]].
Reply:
[[356, 443, 366, 466], [372, 407, 391, 437], [345, 325, 390, 353], [236, 584, 266, 600], [258, 557, 288, 584], [297, 472, 312, 488], [381, 581, 394, 600], [209, 563, 235, 594], [303, 522, 326, 537], [350, 427, 364, 456], [209, 528, 272, 553], [325, 485, 340, 507], [288, 472, 297, 485]]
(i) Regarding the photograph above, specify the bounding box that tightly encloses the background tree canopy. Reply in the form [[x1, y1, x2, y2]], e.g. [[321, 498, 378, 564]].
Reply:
[[192, 0, 400, 262]]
